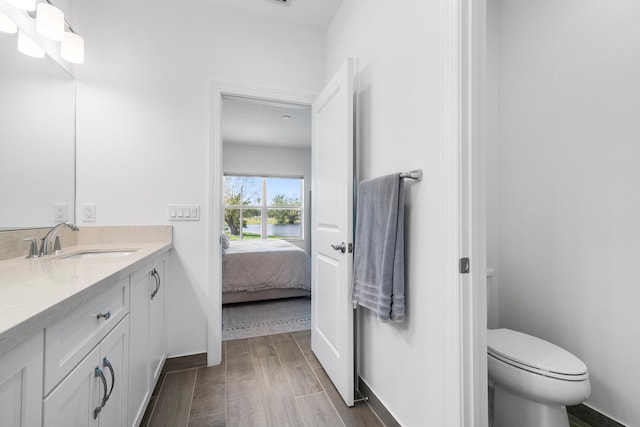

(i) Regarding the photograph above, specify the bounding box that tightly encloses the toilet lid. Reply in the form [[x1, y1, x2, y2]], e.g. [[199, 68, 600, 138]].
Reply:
[[488, 329, 588, 380]]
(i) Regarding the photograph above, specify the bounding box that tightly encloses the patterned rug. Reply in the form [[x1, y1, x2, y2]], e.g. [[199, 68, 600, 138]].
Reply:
[[222, 297, 311, 341]]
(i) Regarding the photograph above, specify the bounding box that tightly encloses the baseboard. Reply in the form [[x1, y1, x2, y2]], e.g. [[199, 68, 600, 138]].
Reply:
[[358, 377, 401, 427], [162, 352, 207, 373], [567, 404, 627, 427]]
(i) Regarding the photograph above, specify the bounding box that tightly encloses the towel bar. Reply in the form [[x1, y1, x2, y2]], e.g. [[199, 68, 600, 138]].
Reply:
[[400, 169, 423, 180]]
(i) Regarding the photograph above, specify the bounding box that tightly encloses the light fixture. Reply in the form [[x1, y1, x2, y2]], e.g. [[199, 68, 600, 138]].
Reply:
[[281, 115, 292, 120], [60, 30, 84, 64], [5, 0, 36, 12], [17, 29, 44, 58], [0, 10, 18, 33], [36, 2, 64, 41]]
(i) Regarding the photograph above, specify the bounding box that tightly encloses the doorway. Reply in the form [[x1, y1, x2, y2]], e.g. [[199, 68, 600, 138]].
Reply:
[[208, 83, 316, 366], [220, 95, 313, 340]]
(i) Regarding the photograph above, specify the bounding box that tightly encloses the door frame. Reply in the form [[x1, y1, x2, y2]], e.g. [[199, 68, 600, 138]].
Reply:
[[207, 82, 316, 365], [445, 0, 489, 426]]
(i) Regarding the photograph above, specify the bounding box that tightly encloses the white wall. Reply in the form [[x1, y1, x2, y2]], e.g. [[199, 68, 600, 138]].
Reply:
[[223, 143, 311, 252], [72, 0, 326, 357], [490, 1, 640, 425], [327, 1, 451, 425]]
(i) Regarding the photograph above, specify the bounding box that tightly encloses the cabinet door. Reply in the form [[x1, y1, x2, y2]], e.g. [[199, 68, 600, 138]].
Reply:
[[98, 316, 129, 427], [0, 332, 43, 427], [149, 257, 166, 385], [43, 346, 101, 427], [128, 265, 151, 427]]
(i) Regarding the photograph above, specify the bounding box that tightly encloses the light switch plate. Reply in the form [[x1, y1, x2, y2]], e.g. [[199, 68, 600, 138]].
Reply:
[[168, 204, 200, 221]]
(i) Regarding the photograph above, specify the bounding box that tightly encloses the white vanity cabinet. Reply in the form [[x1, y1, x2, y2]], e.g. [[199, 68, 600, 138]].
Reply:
[[128, 256, 167, 427], [0, 332, 43, 427], [43, 317, 129, 427]]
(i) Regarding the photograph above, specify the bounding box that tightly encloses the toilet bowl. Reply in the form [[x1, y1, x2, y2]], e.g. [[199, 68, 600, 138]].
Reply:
[[488, 328, 590, 427]]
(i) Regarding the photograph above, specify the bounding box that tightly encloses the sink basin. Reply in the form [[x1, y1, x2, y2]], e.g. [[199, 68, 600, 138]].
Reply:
[[61, 250, 136, 260]]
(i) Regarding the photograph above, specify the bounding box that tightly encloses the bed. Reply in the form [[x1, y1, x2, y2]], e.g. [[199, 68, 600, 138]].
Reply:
[[222, 239, 311, 304]]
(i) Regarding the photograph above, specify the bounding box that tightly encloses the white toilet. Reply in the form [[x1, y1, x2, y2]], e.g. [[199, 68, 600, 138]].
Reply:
[[486, 271, 590, 427]]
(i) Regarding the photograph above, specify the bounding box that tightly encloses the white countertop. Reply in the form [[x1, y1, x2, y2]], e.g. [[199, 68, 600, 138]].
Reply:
[[0, 241, 172, 356]]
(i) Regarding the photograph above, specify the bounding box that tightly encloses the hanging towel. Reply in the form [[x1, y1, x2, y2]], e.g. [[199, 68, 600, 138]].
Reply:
[[352, 173, 405, 322]]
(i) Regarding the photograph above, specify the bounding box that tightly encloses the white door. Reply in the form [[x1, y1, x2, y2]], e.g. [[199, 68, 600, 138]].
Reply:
[[311, 57, 355, 407]]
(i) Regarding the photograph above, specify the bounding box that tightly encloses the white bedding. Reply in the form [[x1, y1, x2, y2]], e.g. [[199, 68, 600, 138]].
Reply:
[[222, 239, 311, 294]]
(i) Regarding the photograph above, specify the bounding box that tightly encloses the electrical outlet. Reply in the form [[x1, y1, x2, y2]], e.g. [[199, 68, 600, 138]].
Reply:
[[82, 204, 96, 222], [54, 203, 68, 222]]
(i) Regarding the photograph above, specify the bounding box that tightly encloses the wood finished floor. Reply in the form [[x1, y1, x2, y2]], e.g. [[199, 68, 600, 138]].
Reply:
[[142, 330, 384, 427]]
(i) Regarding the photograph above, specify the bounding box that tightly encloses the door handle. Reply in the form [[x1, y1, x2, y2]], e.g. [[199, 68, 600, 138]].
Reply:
[[331, 242, 346, 253]]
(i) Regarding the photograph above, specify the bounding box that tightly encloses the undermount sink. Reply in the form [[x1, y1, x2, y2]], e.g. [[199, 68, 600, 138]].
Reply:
[[61, 250, 136, 260]]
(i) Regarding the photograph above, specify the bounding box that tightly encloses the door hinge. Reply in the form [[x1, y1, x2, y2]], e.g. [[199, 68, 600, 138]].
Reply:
[[459, 258, 470, 274]]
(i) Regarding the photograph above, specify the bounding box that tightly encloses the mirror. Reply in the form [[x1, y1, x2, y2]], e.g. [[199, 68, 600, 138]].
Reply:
[[0, 32, 75, 230]]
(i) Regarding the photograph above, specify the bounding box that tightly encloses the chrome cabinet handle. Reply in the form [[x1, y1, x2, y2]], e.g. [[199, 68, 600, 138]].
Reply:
[[94, 367, 108, 419], [96, 311, 111, 321], [151, 268, 161, 299], [103, 357, 115, 405]]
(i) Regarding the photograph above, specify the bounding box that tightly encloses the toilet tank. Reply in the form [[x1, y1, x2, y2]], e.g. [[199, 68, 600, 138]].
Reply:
[[487, 267, 499, 329]]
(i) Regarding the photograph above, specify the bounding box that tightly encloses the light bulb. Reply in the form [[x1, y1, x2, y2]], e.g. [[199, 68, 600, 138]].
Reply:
[[18, 30, 45, 58], [61, 31, 84, 64], [5, 0, 36, 12], [36, 3, 64, 41], [0, 10, 17, 34]]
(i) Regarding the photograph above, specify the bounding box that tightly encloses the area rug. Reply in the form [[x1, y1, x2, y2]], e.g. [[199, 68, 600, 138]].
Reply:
[[222, 297, 311, 341]]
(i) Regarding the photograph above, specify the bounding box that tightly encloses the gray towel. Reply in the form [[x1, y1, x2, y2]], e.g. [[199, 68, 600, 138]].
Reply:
[[352, 173, 405, 322]]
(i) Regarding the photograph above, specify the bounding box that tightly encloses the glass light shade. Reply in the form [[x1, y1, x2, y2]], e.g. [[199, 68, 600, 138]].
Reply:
[[5, 0, 36, 11], [36, 3, 64, 41], [17, 30, 45, 58], [61, 31, 84, 64], [0, 11, 17, 33]]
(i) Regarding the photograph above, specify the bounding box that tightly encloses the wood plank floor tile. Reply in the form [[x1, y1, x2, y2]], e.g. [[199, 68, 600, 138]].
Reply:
[[284, 365, 323, 397], [314, 368, 384, 427], [227, 379, 268, 426], [249, 336, 277, 358], [270, 332, 294, 342], [273, 335, 308, 370], [291, 330, 322, 369], [149, 333, 386, 427], [148, 369, 197, 427], [226, 351, 255, 383], [195, 364, 226, 392], [226, 339, 250, 356], [190, 383, 226, 419], [257, 355, 305, 426], [188, 412, 226, 427], [296, 391, 345, 427]]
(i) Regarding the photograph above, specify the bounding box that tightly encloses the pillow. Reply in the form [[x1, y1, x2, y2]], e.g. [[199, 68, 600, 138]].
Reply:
[[221, 233, 230, 249]]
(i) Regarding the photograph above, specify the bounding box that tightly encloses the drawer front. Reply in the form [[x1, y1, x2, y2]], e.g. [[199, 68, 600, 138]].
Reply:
[[44, 278, 129, 395]]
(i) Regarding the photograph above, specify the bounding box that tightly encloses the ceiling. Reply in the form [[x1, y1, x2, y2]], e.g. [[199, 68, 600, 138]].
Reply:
[[213, 0, 343, 150], [192, 0, 343, 30], [222, 96, 311, 149]]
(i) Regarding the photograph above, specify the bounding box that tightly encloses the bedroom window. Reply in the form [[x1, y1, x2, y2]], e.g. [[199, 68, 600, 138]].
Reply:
[[224, 175, 303, 241]]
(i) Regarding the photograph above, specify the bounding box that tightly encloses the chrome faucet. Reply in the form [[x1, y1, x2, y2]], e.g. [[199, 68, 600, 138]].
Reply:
[[40, 222, 80, 256]]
